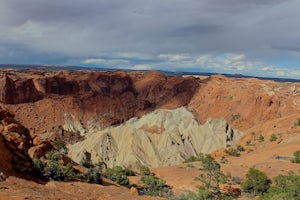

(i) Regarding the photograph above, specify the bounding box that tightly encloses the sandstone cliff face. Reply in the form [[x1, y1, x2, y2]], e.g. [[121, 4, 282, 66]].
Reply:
[[0, 106, 32, 178], [68, 107, 242, 168], [0, 70, 199, 135], [189, 75, 300, 131]]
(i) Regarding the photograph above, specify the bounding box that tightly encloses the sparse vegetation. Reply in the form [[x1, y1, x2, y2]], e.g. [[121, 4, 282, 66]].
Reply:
[[291, 150, 300, 164], [195, 154, 226, 199], [53, 140, 68, 155], [260, 172, 300, 200], [220, 156, 229, 164], [183, 153, 205, 163], [32, 150, 74, 181], [180, 154, 241, 199], [80, 156, 93, 168], [104, 166, 131, 187], [269, 134, 277, 142], [84, 167, 102, 184], [295, 118, 300, 126], [230, 114, 241, 122], [138, 166, 172, 197], [140, 173, 172, 197], [241, 168, 271, 196], [224, 147, 241, 157], [246, 140, 255, 146], [258, 134, 264, 142], [32, 150, 102, 184], [237, 145, 245, 152]]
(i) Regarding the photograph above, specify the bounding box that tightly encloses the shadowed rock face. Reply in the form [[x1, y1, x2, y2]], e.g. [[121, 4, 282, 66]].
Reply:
[[0, 69, 199, 134]]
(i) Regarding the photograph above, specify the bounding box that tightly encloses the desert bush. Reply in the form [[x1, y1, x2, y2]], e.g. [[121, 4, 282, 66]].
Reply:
[[172, 191, 199, 200], [104, 166, 130, 187], [84, 167, 102, 184], [224, 148, 240, 157], [291, 150, 300, 164], [80, 157, 93, 168], [246, 140, 254, 146], [237, 145, 245, 152], [140, 173, 172, 197], [241, 168, 271, 196], [46, 150, 62, 162], [230, 114, 241, 122], [295, 118, 300, 126], [258, 134, 264, 142], [269, 134, 277, 142], [53, 140, 68, 155], [183, 153, 205, 163], [124, 167, 135, 176], [233, 176, 241, 184], [140, 165, 151, 176], [43, 160, 64, 181], [32, 158, 46, 176], [195, 154, 225, 198], [220, 156, 229, 164], [261, 173, 300, 200]]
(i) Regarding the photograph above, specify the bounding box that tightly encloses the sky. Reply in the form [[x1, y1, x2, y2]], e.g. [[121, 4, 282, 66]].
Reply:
[[0, 0, 300, 79]]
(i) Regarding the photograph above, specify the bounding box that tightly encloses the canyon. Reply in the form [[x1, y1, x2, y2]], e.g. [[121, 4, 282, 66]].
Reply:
[[0, 68, 300, 199]]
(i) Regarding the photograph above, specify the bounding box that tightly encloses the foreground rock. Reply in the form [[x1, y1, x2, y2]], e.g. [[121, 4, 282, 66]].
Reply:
[[0, 176, 165, 200], [68, 107, 242, 168]]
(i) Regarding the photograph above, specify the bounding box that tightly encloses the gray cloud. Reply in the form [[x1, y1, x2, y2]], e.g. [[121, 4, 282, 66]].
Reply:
[[0, 0, 299, 78]]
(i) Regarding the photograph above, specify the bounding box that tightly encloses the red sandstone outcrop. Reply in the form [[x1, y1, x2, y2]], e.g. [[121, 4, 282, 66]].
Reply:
[[0, 69, 199, 135]]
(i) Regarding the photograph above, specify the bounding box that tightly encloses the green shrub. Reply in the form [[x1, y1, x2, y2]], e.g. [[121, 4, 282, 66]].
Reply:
[[270, 134, 277, 142], [43, 161, 64, 181], [63, 163, 75, 181], [140, 165, 151, 176], [224, 148, 240, 157], [237, 145, 245, 152], [291, 150, 300, 164], [46, 150, 62, 162], [258, 134, 264, 142], [140, 174, 172, 197], [53, 140, 68, 155], [183, 153, 205, 163], [104, 166, 130, 187], [80, 157, 93, 168], [295, 118, 300, 126], [241, 168, 271, 196], [84, 167, 102, 184], [220, 156, 229, 164], [233, 176, 241, 184], [261, 173, 300, 200], [32, 158, 46, 175], [172, 191, 199, 200], [230, 114, 241, 122], [124, 167, 135, 176], [196, 154, 224, 198], [246, 140, 253, 146]]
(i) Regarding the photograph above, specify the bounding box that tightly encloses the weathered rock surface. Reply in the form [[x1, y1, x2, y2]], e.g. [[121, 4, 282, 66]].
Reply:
[[0, 176, 163, 200], [1, 69, 199, 135], [68, 107, 242, 168], [188, 75, 300, 131]]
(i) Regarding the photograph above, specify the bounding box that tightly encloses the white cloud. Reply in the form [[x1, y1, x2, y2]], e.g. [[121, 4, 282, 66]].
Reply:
[[82, 58, 129, 67], [158, 54, 191, 62], [82, 58, 106, 64], [78, 53, 300, 79], [132, 64, 151, 70]]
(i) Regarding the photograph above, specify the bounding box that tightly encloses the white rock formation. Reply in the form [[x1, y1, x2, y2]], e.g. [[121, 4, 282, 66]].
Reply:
[[68, 107, 242, 168]]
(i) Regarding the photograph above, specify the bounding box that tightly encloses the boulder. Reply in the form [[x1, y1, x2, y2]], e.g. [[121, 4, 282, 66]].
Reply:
[[0, 108, 14, 121], [130, 187, 139, 196], [28, 141, 53, 159]]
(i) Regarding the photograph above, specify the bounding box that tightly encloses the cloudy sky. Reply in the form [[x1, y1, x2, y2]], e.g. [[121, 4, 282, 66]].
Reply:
[[0, 0, 300, 78]]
